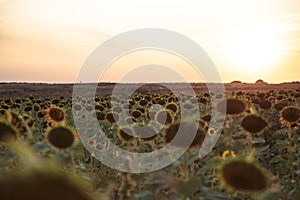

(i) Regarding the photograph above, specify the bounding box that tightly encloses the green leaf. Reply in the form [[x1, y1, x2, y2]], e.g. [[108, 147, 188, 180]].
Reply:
[[134, 191, 153, 200], [177, 176, 201, 196], [251, 137, 265, 144], [33, 141, 52, 153]]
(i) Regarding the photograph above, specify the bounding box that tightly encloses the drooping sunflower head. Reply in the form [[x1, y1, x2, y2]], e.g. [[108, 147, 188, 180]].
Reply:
[[45, 105, 66, 124], [133, 124, 157, 141], [241, 114, 268, 133], [2, 110, 24, 130], [46, 125, 76, 150], [280, 106, 300, 124], [218, 157, 270, 193], [155, 109, 174, 127], [164, 119, 205, 149], [117, 126, 135, 142], [0, 119, 19, 143], [217, 98, 246, 115], [259, 99, 272, 110]]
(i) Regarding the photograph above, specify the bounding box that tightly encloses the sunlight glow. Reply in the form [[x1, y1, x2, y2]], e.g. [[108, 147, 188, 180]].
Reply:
[[0, 0, 299, 83], [225, 25, 286, 74]]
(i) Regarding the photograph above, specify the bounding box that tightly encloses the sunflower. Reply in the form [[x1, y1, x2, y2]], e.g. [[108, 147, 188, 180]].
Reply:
[[95, 111, 105, 121], [130, 110, 142, 120], [207, 127, 217, 137], [164, 120, 205, 148], [202, 114, 211, 123], [94, 104, 104, 111], [117, 126, 134, 142], [259, 100, 272, 110], [105, 112, 119, 123], [0, 119, 19, 143], [280, 106, 300, 124], [221, 150, 236, 159], [198, 119, 207, 130], [274, 102, 287, 111], [46, 125, 76, 150], [155, 109, 174, 127], [132, 125, 157, 141], [37, 110, 45, 118], [0, 170, 93, 200], [45, 105, 66, 124], [165, 102, 179, 114], [24, 106, 33, 112], [2, 110, 24, 130], [87, 139, 96, 148], [241, 115, 268, 133], [198, 97, 207, 104], [218, 158, 270, 192], [139, 99, 149, 107], [217, 98, 246, 115]]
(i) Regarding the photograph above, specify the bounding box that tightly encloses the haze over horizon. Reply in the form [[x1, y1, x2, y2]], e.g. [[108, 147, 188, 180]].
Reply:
[[1, 0, 300, 83]]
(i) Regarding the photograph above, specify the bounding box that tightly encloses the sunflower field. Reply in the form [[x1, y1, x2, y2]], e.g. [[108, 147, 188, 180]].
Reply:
[[0, 88, 299, 200]]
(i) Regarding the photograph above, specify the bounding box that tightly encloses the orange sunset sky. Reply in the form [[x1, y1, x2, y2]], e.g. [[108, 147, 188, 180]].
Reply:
[[0, 0, 300, 83]]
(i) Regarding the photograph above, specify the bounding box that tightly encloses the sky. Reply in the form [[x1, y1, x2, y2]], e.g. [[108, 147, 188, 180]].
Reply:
[[0, 0, 300, 83]]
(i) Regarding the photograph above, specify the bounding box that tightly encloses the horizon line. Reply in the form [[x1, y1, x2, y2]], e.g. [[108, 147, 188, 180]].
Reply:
[[0, 80, 300, 85]]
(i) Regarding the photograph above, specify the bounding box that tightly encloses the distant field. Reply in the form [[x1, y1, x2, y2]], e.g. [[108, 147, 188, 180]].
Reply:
[[0, 82, 299, 199], [0, 82, 299, 98]]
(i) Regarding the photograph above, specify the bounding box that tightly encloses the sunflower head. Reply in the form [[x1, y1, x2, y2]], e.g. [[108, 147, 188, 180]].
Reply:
[[217, 98, 246, 115], [2, 110, 24, 130], [130, 109, 142, 120], [241, 114, 268, 133], [155, 109, 174, 127], [165, 102, 179, 114], [0, 170, 93, 200], [0, 119, 19, 143], [207, 127, 217, 137], [132, 125, 157, 141], [139, 99, 149, 107], [46, 125, 76, 150], [118, 126, 134, 142], [218, 157, 270, 193], [45, 105, 66, 124], [259, 100, 272, 110], [164, 119, 205, 149], [105, 112, 119, 124], [280, 106, 300, 124]]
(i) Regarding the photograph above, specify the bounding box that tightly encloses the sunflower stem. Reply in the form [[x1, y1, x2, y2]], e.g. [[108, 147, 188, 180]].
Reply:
[[247, 132, 252, 150], [211, 168, 216, 189], [183, 150, 190, 180], [69, 148, 76, 174], [89, 154, 94, 176], [287, 124, 292, 138], [227, 116, 233, 146]]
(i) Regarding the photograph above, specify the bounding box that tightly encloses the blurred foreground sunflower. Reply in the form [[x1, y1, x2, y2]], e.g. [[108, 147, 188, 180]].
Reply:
[[0, 119, 19, 143], [218, 154, 270, 193], [0, 170, 93, 200]]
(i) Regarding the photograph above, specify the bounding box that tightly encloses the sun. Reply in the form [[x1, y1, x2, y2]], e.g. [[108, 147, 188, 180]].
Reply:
[[226, 25, 284, 74]]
